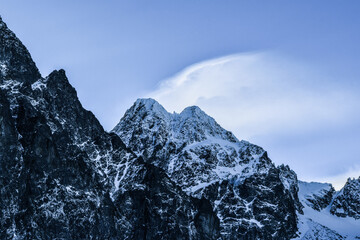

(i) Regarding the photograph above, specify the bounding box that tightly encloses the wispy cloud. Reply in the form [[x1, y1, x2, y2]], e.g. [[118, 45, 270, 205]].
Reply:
[[147, 52, 360, 189]]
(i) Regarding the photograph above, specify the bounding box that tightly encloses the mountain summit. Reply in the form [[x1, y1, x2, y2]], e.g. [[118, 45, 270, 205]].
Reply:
[[113, 98, 302, 239], [1, 16, 359, 240], [113, 98, 360, 239], [0, 16, 40, 82], [112, 98, 237, 153]]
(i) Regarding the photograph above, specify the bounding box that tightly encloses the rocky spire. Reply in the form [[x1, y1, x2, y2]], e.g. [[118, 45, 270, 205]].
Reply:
[[0, 15, 40, 82], [330, 177, 360, 219]]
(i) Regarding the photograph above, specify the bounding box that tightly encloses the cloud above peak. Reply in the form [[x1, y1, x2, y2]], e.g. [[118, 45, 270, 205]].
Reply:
[[147, 52, 360, 189], [149, 52, 359, 137]]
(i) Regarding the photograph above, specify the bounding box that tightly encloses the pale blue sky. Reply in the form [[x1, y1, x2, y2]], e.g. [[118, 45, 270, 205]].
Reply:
[[1, 1, 360, 188]]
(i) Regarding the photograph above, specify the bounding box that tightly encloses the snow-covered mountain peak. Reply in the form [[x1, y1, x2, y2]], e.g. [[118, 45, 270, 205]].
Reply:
[[112, 98, 275, 190], [134, 98, 169, 115], [345, 176, 360, 185], [112, 98, 300, 238], [179, 105, 205, 117], [173, 104, 238, 142], [126, 98, 172, 122], [113, 98, 238, 148], [3, 13, 360, 240]]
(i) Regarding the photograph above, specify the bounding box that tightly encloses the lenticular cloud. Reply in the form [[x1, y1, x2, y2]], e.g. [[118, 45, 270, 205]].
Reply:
[[149, 52, 359, 139], [148, 52, 360, 188]]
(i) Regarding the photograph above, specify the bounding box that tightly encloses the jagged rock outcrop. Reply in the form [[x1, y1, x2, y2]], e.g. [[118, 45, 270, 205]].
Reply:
[[0, 16, 217, 239], [330, 177, 360, 219], [112, 158, 220, 239], [113, 98, 301, 239], [278, 164, 304, 213], [0, 15, 128, 238], [0, 16, 40, 82], [2, 13, 360, 240]]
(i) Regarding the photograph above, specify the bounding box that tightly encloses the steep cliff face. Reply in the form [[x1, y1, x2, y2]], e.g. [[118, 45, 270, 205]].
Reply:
[[0, 16, 40, 82], [0, 16, 128, 238], [0, 16, 216, 239], [112, 158, 220, 239], [113, 98, 301, 239], [2, 14, 360, 240]]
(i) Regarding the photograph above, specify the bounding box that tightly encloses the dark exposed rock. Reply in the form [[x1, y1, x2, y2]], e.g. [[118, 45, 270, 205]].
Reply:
[[0, 16, 40, 82], [278, 164, 304, 213], [113, 159, 220, 239], [330, 177, 360, 219], [0, 15, 219, 239]]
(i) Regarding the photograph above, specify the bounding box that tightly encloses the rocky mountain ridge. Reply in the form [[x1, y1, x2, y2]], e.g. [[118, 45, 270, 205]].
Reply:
[[113, 98, 304, 239], [0, 15, 359, 239], [330, 177, 360, 219], [113, 97, 360, 239], [0, 16, 218, 239], [295, 180, 360, 239]]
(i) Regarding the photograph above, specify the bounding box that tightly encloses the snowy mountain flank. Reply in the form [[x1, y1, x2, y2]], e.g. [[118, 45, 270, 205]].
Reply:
[[112, 98, 301, 239], [0, 15, 360, 239], [113, 98, 360, 239]]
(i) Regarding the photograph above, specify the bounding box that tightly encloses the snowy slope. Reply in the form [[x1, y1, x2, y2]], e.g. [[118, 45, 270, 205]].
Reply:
[[294, 181, 360, 239]]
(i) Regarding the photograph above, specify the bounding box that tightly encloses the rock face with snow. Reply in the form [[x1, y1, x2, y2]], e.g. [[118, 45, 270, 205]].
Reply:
[[2, 14, 360, 240], [0, 16, 133, 238], [298, 181, 335, 212], [297, 219, 345, 240], [330, 177, 360, 219], [295, 181, 360, 239], [113, 98, 302, 239], [0, 16, 218, 239]]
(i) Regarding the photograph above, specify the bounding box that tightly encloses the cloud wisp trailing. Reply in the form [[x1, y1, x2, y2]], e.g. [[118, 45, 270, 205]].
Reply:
[[147, 52, 360, 189]]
